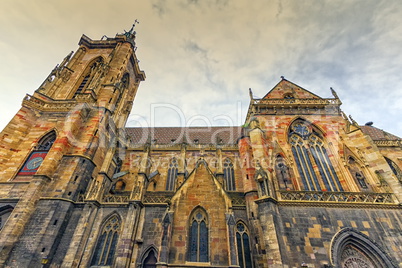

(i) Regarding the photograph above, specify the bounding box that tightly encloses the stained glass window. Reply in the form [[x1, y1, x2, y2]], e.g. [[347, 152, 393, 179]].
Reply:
[[91, 215, 121, 266], [188, 208, 208, 262], [236, 222, 252, 268], [224, 158, 236, 191], [289, 120, 343, 191]]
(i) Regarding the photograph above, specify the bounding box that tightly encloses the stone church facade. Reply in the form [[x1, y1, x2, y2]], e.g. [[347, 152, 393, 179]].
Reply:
[[0, 31, 401, 268]]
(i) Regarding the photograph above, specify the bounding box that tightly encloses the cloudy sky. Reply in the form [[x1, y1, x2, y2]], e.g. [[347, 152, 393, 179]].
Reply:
[[1, 0, 402, 137]]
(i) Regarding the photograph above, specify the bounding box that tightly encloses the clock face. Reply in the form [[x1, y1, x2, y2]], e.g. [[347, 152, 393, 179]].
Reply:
[[17, 151, 48, 176], [26, 157, 44, 170]]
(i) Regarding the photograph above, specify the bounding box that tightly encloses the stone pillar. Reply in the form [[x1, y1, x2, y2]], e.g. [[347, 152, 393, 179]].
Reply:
[[157, 211, 173, 268], [61, 202, 99, 268], [0, 176, 49, 266], [216, 148, 224, 186], [225, 212, 239, 267], [114, 202, 142, 267], [176, 143, 187, 188]]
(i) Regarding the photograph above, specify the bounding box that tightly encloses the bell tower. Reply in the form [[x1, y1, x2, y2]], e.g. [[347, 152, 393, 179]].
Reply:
[[0, 26, 145, 266]]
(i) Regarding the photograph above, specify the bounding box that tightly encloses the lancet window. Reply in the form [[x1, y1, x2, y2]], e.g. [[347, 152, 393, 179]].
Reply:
[[224, 158, 236, 191], [236, 222, 253, 268], [289, 120, 343, 191], [166, 158, 178, 191], [188, 208, 208, 262], [90, 214, 121, 266], [74, 58, 103, 98], [385, 157, 402, 183]]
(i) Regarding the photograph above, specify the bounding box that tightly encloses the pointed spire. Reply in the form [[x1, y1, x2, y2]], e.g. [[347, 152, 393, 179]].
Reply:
[[330, 87, 339, 99], [249, 88, 253, 100]]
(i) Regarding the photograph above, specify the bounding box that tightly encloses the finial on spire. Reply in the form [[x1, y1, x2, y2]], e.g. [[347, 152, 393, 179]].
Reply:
[[330, 87, 339, 99], [123, 20, 140, 39], [280, 76, 285, 80], [128, 19, 140, 34], [249, 88, 253, 100]]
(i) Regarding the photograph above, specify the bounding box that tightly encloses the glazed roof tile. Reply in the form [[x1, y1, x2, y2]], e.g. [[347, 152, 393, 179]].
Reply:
[[126, 126, 243, 145], [360, 125, 401, 141]]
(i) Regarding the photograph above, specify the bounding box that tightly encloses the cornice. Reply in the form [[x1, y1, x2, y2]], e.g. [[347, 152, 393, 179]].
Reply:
[[246, 97, 342, 121]]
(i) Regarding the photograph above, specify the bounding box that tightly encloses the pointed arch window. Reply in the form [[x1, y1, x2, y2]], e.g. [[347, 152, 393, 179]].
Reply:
[[166, 158, 178, 191], [142, 248, 157, 268], [224, 158, 236, 191], [91, 215, 121, 266], [74, 74, 90, 96], [289, 120, 343, 191], [188, 208, 208, 262], [385, 157, 402, 183], [17, 131, 56, 176], [331, 228, 397, 268], [236, 222, 252, 268], [74, 58, 103, 98]]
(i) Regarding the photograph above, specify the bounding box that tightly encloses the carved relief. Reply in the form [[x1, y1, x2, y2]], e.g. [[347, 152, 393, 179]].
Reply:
[[341, 245, 374, 268]]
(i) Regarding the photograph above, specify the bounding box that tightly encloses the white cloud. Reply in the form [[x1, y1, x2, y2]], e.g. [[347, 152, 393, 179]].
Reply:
[[0, 0, 401, 137]]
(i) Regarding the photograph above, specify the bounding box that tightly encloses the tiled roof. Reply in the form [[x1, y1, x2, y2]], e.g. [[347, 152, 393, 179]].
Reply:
[[360, 125, 401, 141], [126, 126, 243, 145]]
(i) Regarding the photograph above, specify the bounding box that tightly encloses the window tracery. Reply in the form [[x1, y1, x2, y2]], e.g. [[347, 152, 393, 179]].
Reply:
[[385, 157, 402, 183], [90, 214, 121, 266], [74, 58, 103, 98], [236, 222, 253, 268], [166, 158, 178, 191], [188, 208, 208, 262], [223, 158, 236, 191], [331, 228, 397, 268], [289, 120, 343, 191]]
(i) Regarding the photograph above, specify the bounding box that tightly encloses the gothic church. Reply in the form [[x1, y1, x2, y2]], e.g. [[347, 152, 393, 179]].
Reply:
[[0, 30, 401, 268]]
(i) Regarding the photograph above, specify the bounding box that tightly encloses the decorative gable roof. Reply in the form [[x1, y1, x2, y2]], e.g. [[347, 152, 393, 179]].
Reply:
[[262, 78, 322, 100], [246, 79, 341, 122]]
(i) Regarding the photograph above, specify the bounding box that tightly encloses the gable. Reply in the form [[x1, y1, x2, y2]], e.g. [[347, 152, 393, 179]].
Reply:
[[262, 79, 322, 100]]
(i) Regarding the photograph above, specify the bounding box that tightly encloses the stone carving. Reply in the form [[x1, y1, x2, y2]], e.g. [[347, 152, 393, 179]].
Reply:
[[341, 245, 374, 268]]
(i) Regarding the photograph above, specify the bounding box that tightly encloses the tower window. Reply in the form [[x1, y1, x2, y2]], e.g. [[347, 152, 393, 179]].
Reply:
[[166, 158, 178, 191], [188, 208, 208, 262], [74, 74, 90, 97], [223, 158, 236, 191], [91, 215, 121, 266]]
